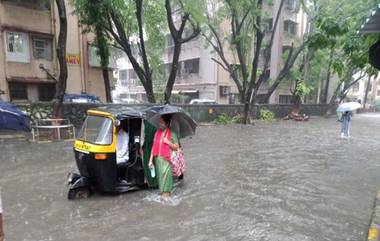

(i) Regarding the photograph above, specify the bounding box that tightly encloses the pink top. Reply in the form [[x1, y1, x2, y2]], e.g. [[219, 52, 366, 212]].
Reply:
[[152, 128, 172, 161]]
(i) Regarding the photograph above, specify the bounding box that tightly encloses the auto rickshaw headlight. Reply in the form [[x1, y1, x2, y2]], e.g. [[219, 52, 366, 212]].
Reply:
[[94, 153, 107, 160]]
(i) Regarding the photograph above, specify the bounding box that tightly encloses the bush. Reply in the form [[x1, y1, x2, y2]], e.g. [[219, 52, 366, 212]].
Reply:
[[374, 100, 380, 111], [232, 113, 244, 124], [259, 108, 275, 121], [214, 113, 232, 125]]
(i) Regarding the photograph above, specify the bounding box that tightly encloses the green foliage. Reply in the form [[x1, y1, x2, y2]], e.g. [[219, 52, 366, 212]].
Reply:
[[295, 79, 312, 100], [232, 114, 244, 124], [300, 0, 380, 104], [73, 0, 204, 103], [214, 113, 232, 125], [214, 113, 245, 125], [259, 108, 275, 121], [374, 100, 380, 111]]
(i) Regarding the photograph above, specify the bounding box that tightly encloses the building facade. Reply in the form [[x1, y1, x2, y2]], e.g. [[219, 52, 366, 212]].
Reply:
[[0, 0, 115, 103], [113, 0, 307, 104], [347, 76, 380, 106]]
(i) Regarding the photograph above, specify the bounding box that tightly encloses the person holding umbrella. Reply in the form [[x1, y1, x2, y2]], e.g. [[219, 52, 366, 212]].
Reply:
[[146, 105, 197, 201], [337, 102, 362, 138], [148, 114, 180, 201]]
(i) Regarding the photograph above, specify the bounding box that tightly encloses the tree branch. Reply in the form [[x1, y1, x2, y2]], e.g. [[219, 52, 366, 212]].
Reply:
[[165, 0, 178, 39], [135, 0, 151, 79]]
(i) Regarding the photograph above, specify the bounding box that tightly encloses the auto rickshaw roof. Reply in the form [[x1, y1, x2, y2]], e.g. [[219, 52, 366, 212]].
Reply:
[[88, 105, 146, 119]]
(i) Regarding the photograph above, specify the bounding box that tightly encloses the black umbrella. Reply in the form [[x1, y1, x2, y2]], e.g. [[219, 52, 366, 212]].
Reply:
[[146, 105, 197, 138], [369, 40, 380, 70]]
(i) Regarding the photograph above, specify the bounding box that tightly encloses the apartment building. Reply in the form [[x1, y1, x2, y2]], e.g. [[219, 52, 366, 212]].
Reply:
[[0, 0, 116, 102], [113, 0, 307, 104], [347, 76, 380, 105], [263, 0, 308, 104]]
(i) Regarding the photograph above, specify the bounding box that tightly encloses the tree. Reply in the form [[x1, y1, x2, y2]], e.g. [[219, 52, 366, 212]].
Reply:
[[202, 0, 311, 124], [52, 0, 68, 118], [164, 0, 201, 103], [73, 0, 201, 104], [75, 0, 113, 102], [307, 0, 379, 109]]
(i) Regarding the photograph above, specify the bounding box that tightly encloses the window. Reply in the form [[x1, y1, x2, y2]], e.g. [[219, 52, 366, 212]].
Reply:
[[9, 82, 28, 101], [128, 69, 138, 80], [78, 116, 113, 145], [38, 84, 55, 101], [119, 70, 128, 81], [353, 83, 360, 92], [183, 58, 200, 74], [284, 20, 297, 35], [256, 94, 268, 104], [263, 48, 271, 61], [166, 35, 175, 54], [285, 0, 298, 11], [279, 95, 292, 104], [266, 18, 274, 31], [183, 30, 198, 41], [5, 32, 30, 63], [33, 37, 52, 60]]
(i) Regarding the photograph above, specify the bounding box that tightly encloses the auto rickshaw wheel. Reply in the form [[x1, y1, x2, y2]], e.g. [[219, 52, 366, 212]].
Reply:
[[68, 187, 91, 200]]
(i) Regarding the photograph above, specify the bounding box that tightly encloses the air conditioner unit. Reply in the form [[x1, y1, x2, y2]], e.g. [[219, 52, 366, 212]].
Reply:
[[220, 86, 230, 96]]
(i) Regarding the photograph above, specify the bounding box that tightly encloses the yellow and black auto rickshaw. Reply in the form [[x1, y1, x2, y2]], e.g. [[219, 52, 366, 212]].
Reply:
[[67, 106, 148, 199]]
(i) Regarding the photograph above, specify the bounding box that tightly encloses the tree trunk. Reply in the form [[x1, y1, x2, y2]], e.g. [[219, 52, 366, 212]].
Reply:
[[243, 98, 251, 124], [363, 76, 371, 109], [322, 48, 334, 104], [164, 0, 200, 104], [52, 0, 68, 118], [165, 43, 182, 104], [290, 79, 301, 115], [102, 68, 112, 103], [108, 6, 156, 104]]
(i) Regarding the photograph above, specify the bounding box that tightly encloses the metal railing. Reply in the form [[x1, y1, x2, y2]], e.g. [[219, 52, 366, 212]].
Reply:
[[31, 118, 75, 142]]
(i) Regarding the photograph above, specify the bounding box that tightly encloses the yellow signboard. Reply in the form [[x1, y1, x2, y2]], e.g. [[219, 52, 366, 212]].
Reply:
[[66, 54, 81, 65]]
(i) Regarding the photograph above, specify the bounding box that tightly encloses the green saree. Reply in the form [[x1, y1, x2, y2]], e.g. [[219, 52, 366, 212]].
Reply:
[[154, 131, 178, 193]]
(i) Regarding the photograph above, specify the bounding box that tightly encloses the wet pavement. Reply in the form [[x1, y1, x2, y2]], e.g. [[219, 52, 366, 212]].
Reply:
[[1, 114, 380, 241]]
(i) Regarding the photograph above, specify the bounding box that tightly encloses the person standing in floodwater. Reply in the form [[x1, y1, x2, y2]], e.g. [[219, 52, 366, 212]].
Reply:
[[148, 114, 179, 201], [340, 111, 352, 138]]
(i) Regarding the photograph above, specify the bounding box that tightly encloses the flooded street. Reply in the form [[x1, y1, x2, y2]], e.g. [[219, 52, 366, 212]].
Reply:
[[1, 114, 380, 241]]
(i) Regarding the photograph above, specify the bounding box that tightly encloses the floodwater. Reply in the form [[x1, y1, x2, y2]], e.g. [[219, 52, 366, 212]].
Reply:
[[1, 114, 380, 241]]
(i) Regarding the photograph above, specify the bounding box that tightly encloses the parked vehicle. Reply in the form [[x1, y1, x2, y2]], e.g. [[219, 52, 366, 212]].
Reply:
[[67, 106, 146, 199], [67, 105, 198, 200], [189, 99, 217, 105], [121, 98, 141, 104], [64, 93, 101, 103]]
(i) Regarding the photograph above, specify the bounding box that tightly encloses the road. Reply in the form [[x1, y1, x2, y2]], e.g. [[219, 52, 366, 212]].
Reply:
[[1, 114, 380, 241]]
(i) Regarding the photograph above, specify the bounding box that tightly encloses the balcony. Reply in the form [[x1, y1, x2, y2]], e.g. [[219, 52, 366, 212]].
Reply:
[[0, 1, 52, 34], [2, 0, 51, 10]]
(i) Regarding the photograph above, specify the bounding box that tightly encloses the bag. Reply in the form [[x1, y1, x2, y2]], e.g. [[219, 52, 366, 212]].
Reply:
[[170, 149, 185, 177]]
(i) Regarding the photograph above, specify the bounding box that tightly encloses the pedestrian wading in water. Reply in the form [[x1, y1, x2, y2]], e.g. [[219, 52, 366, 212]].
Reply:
[[148, 114, 180, 201], [340, 111, 352, 138]]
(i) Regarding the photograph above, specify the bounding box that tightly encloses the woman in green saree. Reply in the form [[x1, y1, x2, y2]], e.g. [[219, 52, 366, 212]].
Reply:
[[148, 114, 179, 201]]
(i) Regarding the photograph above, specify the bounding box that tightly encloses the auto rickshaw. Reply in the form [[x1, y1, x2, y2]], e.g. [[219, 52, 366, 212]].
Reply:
[[67, 106, 148, 200]]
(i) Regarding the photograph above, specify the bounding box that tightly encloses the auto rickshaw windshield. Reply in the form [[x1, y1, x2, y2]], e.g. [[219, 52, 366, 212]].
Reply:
[[78, 116, 113, 145]]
